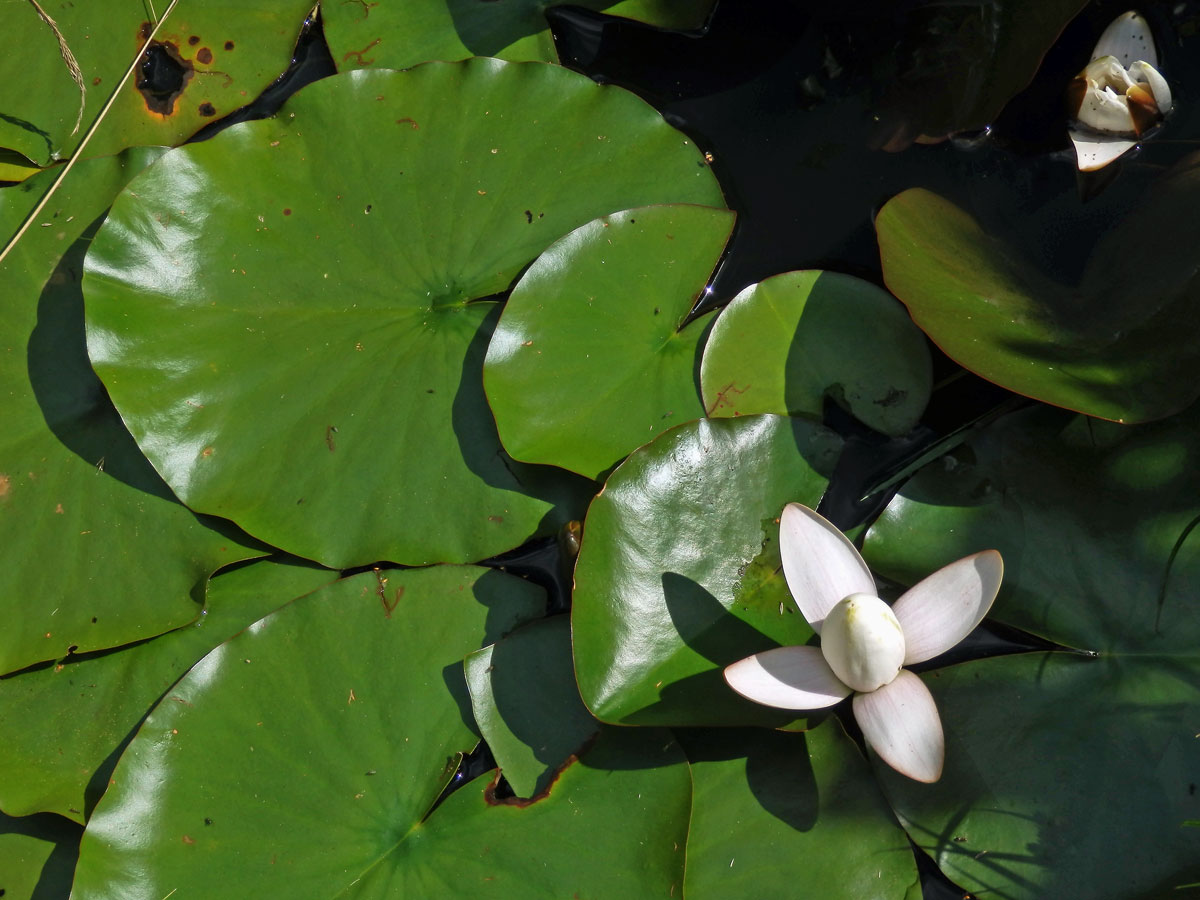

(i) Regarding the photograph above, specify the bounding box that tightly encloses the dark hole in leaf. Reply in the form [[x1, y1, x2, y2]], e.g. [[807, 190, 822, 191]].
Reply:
[[137, 41, 194, 116], [198, 102, 217, 117], [188, 35, 200, 46], [224, 40, 235, 51]]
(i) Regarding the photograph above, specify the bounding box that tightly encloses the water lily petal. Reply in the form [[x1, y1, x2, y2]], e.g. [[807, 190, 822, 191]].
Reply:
[[1075, 79, 1137, 135], [1129, 60, 1172, 114], [1069, 129, 1138, 171], [852, 669, 944, 783], [892, 550, 1003, 665], [780, 503, 875, 633], [1091, 11, 1157, 69], [724, 645, 852, 710]]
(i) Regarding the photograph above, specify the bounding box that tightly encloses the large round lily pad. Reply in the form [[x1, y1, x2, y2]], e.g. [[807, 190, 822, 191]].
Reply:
[[679, 724, 919, 899], [0, 150, 262, 676], [700, 270, 931, 435], [83, 60, 724, 568], [873, 650, 1200, 900], [865, 403, 1200, 649], [69, 565, 706, 898], [486, 203, 733, 480], [324, 0, 717, 73], [861, 404, 1200, 897], [572, 413, 842, 726], [876, 153, 1200, 423], [0, 1, 315, 165]]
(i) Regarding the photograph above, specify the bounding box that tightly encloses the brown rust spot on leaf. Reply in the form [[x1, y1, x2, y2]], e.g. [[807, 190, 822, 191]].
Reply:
[[196, 47, 213, 64], [484, 735, 597, 807], [343, 38, 381, 66], [136, 38, 194, 116]]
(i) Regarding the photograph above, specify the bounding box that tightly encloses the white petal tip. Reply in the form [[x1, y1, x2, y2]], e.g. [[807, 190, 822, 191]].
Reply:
[[893, 549, 1004, 666], [1070, 129, 1137, 171], [779, 503, 876, 633], [724, 645, 852, 711], [853, 670, 945, 783], [1092, 11, 1157, 69]]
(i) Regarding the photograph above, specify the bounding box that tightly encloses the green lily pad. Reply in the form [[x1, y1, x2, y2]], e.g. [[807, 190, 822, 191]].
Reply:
[[382, 728, 693, 898], [865, 403, 1200, 649], [874, 651, 1200, 900], [0, 810, 79, 900], [0, 1, 315, 165], [82, 60, 723, 568], [324, 0, 717, 73], [699, 270, 931, 435], [69, 566, 703, 898], [862, 404, 1200, 897], [0, 556, 335, 823], [572, 413, 842, 727], [876, 155, 1200, 423], [485, 204, 733, 480], [0, 148, 44, 183], [465, 616, 599, 799], [679, 723, 919, 899], [0, 151, 262, 676]]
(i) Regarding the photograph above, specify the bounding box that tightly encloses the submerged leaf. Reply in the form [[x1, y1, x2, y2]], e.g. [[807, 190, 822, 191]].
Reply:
[[876, 156, 1200, 423]]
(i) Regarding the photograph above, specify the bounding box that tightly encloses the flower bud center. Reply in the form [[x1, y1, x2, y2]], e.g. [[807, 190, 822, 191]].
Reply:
[[820, 593, 906, 693]]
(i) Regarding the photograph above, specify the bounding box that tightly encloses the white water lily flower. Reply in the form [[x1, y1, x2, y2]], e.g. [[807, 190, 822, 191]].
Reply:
[[1069, 11, 1173, 171], [724, 503, 1003, 783]]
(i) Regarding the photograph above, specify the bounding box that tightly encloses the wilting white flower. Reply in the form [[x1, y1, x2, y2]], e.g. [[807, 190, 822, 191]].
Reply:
[[1069, 11, 1173, 171], [724, 503, 1003, 783]]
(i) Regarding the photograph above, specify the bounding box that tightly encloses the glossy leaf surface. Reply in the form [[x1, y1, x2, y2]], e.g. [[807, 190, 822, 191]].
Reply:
[[700, 270, 931, 435], [0, 557, 335, 822], [72, 566, 546, 899], [0, 151, 261, 676], [863, 404, 1200, 897], [0, 1, 314, 164], [877, 157, 1200, 423], [324, 0, 717, 72], [464, 616, 599, 799], [680, 724, 919, 899], [83, 61, 723, 567], [401, 728, 693, 898], [572, 414, 841, 726], [486, 204, 733, 479]]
